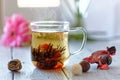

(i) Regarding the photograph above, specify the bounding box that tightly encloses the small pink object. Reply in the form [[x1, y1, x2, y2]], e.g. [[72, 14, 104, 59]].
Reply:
[[1, 14, 31, 47]]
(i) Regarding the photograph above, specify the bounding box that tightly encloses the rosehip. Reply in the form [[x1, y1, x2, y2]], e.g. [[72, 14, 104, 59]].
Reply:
[[100, 55, 112, 65]]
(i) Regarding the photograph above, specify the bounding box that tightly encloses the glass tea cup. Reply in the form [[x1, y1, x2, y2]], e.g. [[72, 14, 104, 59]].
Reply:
[[31, 21, 87, 70]]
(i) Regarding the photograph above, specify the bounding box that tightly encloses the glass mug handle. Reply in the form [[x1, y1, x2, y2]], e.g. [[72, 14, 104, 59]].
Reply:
[[69, 27, 87, 55]]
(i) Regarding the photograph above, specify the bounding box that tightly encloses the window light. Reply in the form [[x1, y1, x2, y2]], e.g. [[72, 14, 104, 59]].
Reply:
[[17, 0, 60, 7]]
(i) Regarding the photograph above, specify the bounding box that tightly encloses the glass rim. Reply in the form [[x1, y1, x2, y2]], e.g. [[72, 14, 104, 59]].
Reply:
[[30, 21, 69, 26]]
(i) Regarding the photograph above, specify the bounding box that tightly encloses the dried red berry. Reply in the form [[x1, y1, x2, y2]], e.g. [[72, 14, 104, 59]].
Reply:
[[83, 46, 116, 70], [100, 54, 112, 65], [80, 60, 90, 72]]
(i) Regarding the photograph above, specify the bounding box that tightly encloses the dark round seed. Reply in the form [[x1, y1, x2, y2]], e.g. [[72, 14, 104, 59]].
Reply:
[[8, 59, 22, 71], [80, 60, 90, 72]]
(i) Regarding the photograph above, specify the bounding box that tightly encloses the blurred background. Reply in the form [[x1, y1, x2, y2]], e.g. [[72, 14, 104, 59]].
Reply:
[[0, 0, 120, 40]]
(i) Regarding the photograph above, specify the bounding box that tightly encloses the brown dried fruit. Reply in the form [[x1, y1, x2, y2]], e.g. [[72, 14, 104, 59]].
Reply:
[[100, 54, 112, 65], [8, 59, 22, 71], [80, 60, 90, 72]]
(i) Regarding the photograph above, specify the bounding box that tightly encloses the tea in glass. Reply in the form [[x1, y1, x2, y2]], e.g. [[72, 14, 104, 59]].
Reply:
[[31, 31, 70, 69]]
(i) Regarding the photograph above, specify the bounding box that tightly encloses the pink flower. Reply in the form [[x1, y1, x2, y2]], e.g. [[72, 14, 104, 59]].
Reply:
[[1, 14, 31, 47]]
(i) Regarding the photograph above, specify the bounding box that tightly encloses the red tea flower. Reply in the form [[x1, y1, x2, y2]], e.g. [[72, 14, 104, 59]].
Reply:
[[39, 43, 49, 52], [32, 43, 66, 69]]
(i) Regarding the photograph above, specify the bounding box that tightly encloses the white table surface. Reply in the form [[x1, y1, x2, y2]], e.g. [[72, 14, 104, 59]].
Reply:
[[0, 39, 120, 80]]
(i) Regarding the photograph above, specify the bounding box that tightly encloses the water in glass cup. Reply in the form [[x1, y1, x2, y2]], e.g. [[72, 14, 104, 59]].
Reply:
[[31, 31, 70, 69]]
